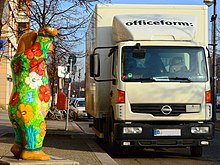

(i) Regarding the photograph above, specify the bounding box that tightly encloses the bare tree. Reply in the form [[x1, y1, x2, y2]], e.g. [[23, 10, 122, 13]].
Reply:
[[20, 0, 109, 109]]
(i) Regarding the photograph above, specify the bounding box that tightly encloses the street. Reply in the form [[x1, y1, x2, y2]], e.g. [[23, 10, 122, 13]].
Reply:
[[75, 118, 220, 165], [1, 111, 220, 165]]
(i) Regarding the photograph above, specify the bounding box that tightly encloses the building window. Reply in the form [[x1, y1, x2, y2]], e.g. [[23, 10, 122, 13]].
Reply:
[[18, 0, 26, 16], [18, 0, 26, 10], [18, 22, 26, 39]]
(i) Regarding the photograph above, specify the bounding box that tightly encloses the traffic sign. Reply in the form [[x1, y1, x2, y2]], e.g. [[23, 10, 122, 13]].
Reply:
[[58, 66, 69, 78], [0, 40, 4, 51]]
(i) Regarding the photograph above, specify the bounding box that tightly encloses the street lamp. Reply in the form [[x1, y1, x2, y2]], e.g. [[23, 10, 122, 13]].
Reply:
[[204, 0, 217, 122], [204, 0, 214, 6]]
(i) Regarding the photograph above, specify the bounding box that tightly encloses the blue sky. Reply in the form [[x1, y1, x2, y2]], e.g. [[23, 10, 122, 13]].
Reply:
[[111, 0, 219, 17], [111, 0, 204, 5], [109, 0, 219, 48], [110, 0, 219, 20], [78, 0, 219, 79]]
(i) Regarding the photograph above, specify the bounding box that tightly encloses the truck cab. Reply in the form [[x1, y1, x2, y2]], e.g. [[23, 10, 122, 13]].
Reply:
[[86, 4, 214, 157]]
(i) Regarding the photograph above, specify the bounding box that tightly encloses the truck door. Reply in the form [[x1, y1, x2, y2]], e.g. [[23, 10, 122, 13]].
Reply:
[[110, 48, 118, 111]]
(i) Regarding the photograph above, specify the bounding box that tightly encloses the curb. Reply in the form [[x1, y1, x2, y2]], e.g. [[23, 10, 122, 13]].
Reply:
[[0, 156, 79, 165], [84, 138, 118, 165]]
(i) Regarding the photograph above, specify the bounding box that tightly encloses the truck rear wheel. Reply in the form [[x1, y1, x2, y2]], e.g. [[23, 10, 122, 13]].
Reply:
[[94, 118, 104, 143], [95, 134, 104, 143], [190, 146, 203, 157], [103, 116, 124, 157], [104, 109, 115, 144]]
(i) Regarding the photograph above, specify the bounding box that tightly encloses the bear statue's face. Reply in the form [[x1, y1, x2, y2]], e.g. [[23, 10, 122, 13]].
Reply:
[[16, 27, 57, 55], [16, 31, 38, 55]]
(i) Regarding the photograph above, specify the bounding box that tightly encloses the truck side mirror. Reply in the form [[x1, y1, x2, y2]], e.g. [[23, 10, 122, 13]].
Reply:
[[90, 53, 100, 77]]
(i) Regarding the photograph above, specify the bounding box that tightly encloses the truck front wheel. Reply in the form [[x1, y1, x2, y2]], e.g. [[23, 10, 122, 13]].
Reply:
[[190, 146, 203, 157]]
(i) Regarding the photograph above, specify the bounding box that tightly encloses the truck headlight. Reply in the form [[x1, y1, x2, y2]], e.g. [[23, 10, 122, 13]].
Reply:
[[123, 127, 142, 134], [191, 127, 209, 134]]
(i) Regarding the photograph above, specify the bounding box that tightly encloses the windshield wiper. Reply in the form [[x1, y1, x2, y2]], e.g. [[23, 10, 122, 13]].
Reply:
[[140, 78, 157, 82], [123, 78, 155, 82], [125, 77, 192, 82], [168, 77, 192, 82], [140, 77, 169, 82], [141, 77, 192, 82]]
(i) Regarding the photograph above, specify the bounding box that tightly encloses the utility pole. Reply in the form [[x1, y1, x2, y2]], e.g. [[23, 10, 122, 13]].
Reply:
[[211, 0, 217, 122], [204, 0, 217, 122], [65, 54, 75, 131], [78, 68, 82, 98]]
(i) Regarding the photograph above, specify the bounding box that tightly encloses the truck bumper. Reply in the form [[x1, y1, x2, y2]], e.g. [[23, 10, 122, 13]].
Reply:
[[114, 122, 214, 147]]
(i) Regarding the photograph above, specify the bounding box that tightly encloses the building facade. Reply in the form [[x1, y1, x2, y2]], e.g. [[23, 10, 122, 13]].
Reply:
[[0, 0, 29, 109]]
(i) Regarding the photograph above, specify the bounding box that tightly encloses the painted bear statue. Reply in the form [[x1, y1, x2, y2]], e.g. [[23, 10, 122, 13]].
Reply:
[[8, 27, 58, 160]]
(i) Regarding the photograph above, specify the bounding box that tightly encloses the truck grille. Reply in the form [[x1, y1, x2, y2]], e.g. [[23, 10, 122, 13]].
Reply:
[[131, 104, 186, 116]]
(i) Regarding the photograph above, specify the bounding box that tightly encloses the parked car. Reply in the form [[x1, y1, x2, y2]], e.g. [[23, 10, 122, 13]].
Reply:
[[69, 98, 87, 120]]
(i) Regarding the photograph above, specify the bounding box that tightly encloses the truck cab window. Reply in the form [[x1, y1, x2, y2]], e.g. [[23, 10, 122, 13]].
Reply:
[[169, 57, 187, 73], [121, 46, 207, 82], [122, 47, 145, 79], [144, 53, 167, 76]]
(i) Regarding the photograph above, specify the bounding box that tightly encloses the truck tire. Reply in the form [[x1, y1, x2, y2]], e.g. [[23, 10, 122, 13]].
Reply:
[[109, 144, 123, 157], [103, 117, 111, 143], [95, 135, 104, 143], [190, 146, 203, 157], [87, 113, 92, 119], [94, 118, 104, 143], [104, 109, 115, 144]]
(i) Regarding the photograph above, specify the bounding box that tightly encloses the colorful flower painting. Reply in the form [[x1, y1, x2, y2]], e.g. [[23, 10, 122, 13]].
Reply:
[[25, 72, 42, 89], [29, 59, 45, 76], [8, 28, 57, 158], [14, 61, 22, 74], [10, 92, 19, 106], [38, 85, 50, 102], [17, 104, 35, 123], [40, 121, 46, 137], [24, 42, 43, 60], [25, 92, 34, 103]]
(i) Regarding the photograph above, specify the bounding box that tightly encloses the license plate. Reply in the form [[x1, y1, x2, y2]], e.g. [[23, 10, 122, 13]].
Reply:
[[154, 129, 181, 136]]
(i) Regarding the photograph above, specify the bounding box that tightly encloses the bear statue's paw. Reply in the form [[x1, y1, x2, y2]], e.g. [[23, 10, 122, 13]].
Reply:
[[21, 150, 50, 161], [11, 144, 23, 159]]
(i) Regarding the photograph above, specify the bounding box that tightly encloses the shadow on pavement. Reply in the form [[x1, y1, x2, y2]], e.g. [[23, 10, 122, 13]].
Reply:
[[0, 132, 95, 152]]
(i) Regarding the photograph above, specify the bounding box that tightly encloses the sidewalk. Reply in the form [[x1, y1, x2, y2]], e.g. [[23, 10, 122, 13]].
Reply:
[[0, 110, 118, 165]]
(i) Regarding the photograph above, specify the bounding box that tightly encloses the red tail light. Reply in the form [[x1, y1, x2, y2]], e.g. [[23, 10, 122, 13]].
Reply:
[[206, 90, 211, 103], [117, 90, 125, 103]]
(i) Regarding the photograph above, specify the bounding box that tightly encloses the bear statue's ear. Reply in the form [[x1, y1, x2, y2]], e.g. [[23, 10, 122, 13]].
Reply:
[[16, 30, 38, 55]]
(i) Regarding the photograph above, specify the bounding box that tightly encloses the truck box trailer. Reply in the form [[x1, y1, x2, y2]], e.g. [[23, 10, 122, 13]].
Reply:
[[85, 4, 214, 157]]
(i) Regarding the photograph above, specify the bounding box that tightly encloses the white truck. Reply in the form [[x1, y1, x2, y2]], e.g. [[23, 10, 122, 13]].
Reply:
[[85, 4, 214, 157]]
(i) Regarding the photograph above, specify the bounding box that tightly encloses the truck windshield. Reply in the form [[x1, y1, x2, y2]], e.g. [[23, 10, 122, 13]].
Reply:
[[121, 46, 208, 82]]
